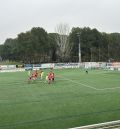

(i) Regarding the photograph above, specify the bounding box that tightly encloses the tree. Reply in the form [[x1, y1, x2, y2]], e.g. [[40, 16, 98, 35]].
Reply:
[[48, 33, 57, 62], [69, 27, 82, 62], [30, 27, 49, 63], [17, 27, 50, 63], [17, 32, 32, 63], [0, 45, 4, 61], [1, 26, 120, 63], [55, 23, 72, 61]]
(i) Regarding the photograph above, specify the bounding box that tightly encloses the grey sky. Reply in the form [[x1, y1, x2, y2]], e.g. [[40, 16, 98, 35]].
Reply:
[[0, 0, 120, 44]]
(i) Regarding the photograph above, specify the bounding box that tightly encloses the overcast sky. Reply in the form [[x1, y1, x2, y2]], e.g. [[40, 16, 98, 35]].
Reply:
[[0, 0, 120, 44]]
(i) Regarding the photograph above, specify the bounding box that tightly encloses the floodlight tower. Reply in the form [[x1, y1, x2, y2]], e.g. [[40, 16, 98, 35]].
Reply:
[[77, 33, 82, 66]]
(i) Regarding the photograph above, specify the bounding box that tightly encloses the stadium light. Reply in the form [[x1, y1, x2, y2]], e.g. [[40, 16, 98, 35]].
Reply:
[[76, 33, 82, 65]]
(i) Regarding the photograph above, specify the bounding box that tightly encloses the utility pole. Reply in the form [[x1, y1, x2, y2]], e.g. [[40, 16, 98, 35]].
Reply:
[[108, 44, 110, 62], [90, 48, 93, 62], [77, 33, 81, 66]]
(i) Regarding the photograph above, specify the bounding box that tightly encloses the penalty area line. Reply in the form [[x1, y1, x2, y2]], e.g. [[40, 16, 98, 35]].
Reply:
[[57, 76, 120, 91], [57, 76, 97, 90]]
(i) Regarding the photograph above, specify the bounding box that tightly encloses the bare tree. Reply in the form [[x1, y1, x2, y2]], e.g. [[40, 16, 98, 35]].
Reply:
[[55, 23, 72, 61]]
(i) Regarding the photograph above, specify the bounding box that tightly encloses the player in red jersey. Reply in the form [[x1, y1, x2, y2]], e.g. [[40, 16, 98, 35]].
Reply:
[[28, 70, 38, 82], [48, 72, 51, 84], [34, 70, 38, 79], [51, 71, 55, 82]]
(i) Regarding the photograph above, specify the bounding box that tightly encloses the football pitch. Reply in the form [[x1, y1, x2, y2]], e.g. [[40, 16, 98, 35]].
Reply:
[[0, 68, 120, 129]]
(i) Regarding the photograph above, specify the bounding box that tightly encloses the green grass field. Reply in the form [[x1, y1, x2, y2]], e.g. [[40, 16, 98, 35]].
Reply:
[[0, 69, 120, 129]]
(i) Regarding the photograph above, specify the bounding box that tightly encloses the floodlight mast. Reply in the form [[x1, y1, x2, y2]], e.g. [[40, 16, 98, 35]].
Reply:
[[77, 33, 81, 66]]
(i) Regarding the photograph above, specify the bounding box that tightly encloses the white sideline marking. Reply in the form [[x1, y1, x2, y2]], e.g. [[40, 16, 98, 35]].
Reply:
[[58, 76, 120, 91], [98, 87, 120, 90], [59, 76, 97, 90], [69, 120, 120, 129]]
